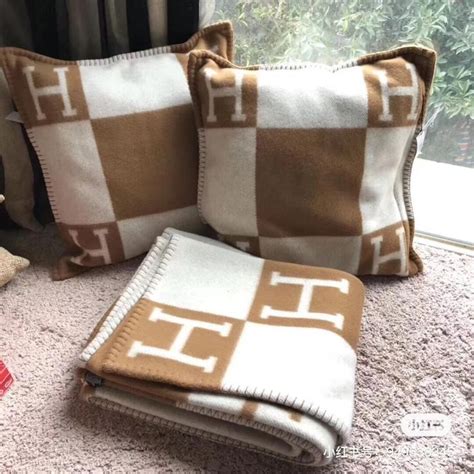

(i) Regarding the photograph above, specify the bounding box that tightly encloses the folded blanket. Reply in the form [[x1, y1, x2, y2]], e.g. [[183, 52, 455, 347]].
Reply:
[[79, 229, 365, 466]]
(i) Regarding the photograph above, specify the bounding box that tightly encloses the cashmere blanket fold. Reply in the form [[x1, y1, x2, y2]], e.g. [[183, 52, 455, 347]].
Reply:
[[79, 229, 365, 466]]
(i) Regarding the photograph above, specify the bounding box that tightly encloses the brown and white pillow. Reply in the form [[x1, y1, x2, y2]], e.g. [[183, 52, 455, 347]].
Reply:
[[0, 21, 233, 280], [188, 46, 436, 276]]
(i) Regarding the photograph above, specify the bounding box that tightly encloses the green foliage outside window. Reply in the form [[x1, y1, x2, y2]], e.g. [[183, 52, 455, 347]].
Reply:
[[214, 0, 474, 167]]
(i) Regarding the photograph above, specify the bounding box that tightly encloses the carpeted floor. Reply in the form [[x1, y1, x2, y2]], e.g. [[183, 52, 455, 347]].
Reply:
[[1, 225, 472, 472]]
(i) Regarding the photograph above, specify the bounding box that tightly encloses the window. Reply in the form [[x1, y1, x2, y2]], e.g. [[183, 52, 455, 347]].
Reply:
[[212, 0, 474, 246]]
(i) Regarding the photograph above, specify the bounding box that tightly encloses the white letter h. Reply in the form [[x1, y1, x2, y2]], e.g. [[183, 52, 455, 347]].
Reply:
[[128, 308, 232, 373], [260, 273, 349, 330], [23, 65, 77, 120], [205, 68, 247, 123]]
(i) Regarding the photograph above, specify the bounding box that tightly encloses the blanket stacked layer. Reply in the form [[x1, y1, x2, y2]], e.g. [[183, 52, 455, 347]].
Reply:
[[79, 229, 365, 465]]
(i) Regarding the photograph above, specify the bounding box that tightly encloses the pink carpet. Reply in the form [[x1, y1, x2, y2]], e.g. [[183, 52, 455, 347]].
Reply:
[[0, 225, 471, 472]]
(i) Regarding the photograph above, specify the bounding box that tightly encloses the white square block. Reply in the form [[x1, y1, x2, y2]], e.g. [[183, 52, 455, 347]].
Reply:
[[144, 235, 264, 320], [223, 323, 356, 422], [201, 128, 258, 236], [257, 66, 368, 128], [32, 120, 115, 224], [80, 54, 190, 119], [360, 126, 415, 234], [117, 206, 205, 259]]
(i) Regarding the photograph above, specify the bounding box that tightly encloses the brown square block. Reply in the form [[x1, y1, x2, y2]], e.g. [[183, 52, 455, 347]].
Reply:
[[2, 55, 89, 128], [57, 221, 125, 267], [102, 299, 245, 391], [256, 128, 366, 237], [363, 57, 425, 128], [247, 260, 364, 350], [197, 60, 258, 128], [358, 220, 412, 275], [93, 104, 198, 220]]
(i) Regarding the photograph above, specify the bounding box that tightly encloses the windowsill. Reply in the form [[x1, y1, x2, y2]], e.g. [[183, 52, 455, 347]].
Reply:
[[412, 158, 474, 253]]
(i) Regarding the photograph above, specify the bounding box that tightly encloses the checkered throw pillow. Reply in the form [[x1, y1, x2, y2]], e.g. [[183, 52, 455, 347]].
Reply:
[[188, 46, 436, 276], [0, 22, 233, 280]]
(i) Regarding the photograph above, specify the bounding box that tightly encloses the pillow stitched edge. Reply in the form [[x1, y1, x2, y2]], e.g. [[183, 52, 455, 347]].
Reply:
[[188, 46, 437, 275]]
